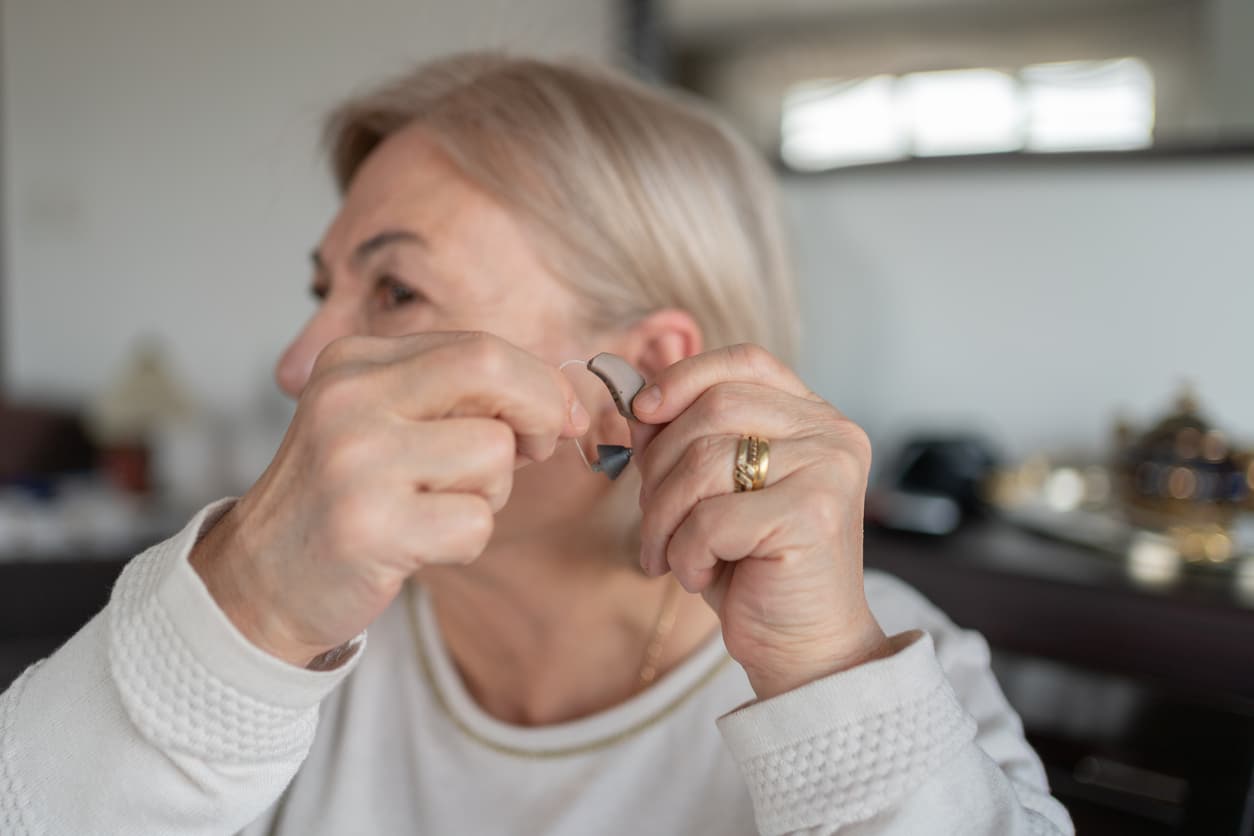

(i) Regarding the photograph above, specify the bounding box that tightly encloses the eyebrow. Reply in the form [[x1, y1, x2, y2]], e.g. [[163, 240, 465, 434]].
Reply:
[[310, 229, 426, 272]]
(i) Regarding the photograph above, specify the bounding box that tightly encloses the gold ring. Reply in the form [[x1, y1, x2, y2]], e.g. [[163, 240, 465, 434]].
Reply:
[[734, 435, 770, 492]]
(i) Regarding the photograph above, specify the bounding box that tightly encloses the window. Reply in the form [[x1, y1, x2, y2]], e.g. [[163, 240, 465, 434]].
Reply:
[[780, 58, 1155, 171]]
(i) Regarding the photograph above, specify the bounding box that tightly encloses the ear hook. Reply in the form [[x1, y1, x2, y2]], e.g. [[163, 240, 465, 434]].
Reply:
[[559, 354, 648, 480]]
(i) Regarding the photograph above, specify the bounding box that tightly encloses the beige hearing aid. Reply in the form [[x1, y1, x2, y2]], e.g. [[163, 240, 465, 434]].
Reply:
[[583, 352, 648, 480]]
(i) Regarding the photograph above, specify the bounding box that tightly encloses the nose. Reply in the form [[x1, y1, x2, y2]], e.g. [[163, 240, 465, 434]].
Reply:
[[274, 306, 359, 398]]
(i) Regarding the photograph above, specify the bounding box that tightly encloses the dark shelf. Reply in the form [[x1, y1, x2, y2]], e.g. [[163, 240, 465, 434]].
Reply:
[[864, 519, 1254, 702], [866, 519, 1254, 834]]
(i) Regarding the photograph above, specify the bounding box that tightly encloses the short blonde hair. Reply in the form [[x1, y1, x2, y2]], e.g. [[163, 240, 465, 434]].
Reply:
[[325, 52, 799, 366]]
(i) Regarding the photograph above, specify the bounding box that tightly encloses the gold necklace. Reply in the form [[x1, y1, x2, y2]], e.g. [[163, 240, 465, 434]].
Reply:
[[404, 581, 731, 760], [637, 577, 681, 686]]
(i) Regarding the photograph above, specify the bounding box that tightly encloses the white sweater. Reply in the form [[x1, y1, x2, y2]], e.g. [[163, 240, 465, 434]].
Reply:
[[1, 500, 1073, 835]]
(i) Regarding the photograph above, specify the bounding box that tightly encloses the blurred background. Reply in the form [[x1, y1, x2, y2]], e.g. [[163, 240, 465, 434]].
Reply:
[[1, 1, 1251, 832]]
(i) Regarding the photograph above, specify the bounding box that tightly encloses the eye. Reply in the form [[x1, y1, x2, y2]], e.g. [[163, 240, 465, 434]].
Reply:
[[375, 275, 423, 310]]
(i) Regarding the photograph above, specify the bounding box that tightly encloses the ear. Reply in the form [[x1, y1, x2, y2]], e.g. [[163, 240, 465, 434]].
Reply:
[[620, 308, 704, 383]]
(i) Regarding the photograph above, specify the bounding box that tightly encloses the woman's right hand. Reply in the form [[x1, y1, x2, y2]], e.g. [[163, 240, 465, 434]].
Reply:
[[189, 331, 588, 668]]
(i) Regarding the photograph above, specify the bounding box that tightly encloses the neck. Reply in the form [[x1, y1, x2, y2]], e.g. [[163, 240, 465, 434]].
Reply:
[[419, 523, 721, 727]]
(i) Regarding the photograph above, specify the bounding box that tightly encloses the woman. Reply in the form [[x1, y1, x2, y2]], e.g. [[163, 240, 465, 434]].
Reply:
[[0, 54, 1072, 835]]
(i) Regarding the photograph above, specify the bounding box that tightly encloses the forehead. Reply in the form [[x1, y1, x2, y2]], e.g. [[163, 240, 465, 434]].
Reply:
[[332, 125, 469, 243], [323, 124, 489, 255], [318, 124, 581, 345], [321, 125, 570, 305]]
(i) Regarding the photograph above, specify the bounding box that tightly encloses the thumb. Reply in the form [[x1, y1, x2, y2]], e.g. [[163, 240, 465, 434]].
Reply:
[[628, 418, 664, 460]]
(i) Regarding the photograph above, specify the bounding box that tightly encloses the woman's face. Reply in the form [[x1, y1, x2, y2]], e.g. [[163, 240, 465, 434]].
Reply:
[[277, 124, 585, 396], [277, 124, 632, 547]]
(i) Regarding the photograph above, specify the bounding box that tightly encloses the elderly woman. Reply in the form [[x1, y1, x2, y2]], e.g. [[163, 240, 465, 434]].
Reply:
[[1, 54, 1071, 835]]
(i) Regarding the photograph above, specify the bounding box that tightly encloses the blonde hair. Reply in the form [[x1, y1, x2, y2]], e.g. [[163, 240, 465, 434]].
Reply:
[[325, 52, 799, 366]]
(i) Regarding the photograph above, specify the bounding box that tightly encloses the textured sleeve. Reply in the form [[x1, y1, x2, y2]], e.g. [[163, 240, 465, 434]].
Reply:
[[717, 573, 1073, 835], [0, 500, 365, 836]]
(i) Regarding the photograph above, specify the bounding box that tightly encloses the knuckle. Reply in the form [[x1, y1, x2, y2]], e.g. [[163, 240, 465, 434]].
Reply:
[[688, 498, 721, 541], [684, 434, 727, 476], [727, 342, 777, 379], [841, 422, 873, 468], [319, 430, 376, 480], [478, 420, 518, 470], [313, 335, 362, 374], [458, 331, 508, 377], [458, 497, 495, 556], [304, 369, 364, 422], [797, 489, 841, 537], [485, 470, 514, 513], [695, 385, 738, 424], [326, 491, 383, 549], [830, 422, 873, 481]]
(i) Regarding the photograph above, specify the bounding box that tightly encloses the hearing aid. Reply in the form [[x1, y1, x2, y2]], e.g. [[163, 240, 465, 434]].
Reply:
[[573, 352, 648, 481]]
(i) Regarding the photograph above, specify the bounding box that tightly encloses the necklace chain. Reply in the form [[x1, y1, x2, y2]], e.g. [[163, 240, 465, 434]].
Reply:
[[637, 577, 681, 685], [404, 581, 731, 760]]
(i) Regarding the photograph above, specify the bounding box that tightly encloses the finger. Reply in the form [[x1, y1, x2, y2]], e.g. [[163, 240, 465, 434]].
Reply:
[[663, 471, 827, 593], [313, 332, 588, 465], [628, 419, 664, 464], [406, 334, 589, 460], [310, 331, 478, 377], [635, 383, 827, 505], [397, 418, 517, 512], [320, 416, 518, 513], [660, 486, 778, 593], [639, 433, 817, 575], [401, 492, 496, 566], [630, 343, 819, 426]]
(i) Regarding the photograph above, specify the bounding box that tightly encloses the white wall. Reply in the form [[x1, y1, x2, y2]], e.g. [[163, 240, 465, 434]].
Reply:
[[3, 1, 1251, 475], [1, 0, 614, 415], [784, 157, 1254, 464]]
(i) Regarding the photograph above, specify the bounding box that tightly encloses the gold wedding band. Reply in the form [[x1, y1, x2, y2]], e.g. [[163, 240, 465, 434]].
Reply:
[[734, 435, 770, 492]]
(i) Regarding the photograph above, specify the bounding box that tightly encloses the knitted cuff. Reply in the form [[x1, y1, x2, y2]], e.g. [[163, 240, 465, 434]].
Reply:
[[717, 631, 976, 836], [0, 663, 42, 836], [107, 500, 365, 764]]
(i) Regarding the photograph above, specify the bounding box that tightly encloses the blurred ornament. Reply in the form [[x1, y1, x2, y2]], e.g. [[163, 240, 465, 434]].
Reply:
[[986, 385, 1251, 586], [1112, 385, 1251, 563], [88, 340, 198, 494], [1113, 388, 1248, 543], [1127, 530, 1181, 587]]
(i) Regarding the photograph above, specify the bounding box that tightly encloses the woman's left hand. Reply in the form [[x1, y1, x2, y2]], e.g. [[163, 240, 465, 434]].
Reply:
[[630, 343, 893, 701]]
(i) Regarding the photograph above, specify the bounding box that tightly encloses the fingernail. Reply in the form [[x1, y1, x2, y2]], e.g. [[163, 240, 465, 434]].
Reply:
[[639, 546, 652, 575], [633, 385, 661, 415], [570, 399, 590, 431]]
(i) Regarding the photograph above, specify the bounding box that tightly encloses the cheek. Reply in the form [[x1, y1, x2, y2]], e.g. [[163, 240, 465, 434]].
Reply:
[[515, 288, 603, 362], [366, 308, 435, 338], [454, 289, 592, 363]]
